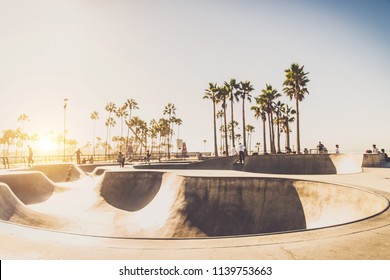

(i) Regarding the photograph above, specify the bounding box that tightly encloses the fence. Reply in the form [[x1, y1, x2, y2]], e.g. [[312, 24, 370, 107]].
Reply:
[[1, 151, 201, 169]]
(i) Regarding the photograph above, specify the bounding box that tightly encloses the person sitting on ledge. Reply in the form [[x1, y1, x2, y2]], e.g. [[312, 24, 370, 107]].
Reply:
[[381, 149, 389, 162]]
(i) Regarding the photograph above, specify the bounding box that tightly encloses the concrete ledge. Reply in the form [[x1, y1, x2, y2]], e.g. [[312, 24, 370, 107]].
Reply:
[[362, 154, 381, 167], [190, 154, 363, 174]]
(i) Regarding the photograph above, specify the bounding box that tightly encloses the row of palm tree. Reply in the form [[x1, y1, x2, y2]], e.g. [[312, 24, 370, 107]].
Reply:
[[204, 79, 255, 156], [204, 63, 310, 156], [91, 100, 183, 159]]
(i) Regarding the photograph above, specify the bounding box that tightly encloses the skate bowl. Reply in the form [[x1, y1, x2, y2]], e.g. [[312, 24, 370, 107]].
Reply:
[[0, 171, 56, 204], [0, 169, 388, 238], [18, 163, 86, 182]]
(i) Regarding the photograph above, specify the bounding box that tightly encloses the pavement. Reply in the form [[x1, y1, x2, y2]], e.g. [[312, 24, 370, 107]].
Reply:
[[1, 161, 390, 260]]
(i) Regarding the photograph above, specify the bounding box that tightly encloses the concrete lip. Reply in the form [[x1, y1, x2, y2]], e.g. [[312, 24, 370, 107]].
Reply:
[[1, 161, 390, 259]]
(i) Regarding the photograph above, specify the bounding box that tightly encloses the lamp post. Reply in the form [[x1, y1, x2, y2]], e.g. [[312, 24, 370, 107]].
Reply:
[[63, 98, 68, 161]]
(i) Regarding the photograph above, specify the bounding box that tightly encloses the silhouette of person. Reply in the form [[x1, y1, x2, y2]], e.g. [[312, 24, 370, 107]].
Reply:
[[73, 149, 83, 164], [27, 145, 34, 167]]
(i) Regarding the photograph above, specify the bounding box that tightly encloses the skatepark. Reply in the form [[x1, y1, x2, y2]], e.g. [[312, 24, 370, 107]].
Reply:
[[1, 153, 390, 259]]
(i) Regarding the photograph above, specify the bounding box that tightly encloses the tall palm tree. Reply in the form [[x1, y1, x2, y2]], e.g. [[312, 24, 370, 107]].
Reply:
[[237, 81, 254, 154], [224, 78, 239, 149], [246, 124, 255, 154], [124, 98, 139, 148], [90, 111, 99, 156], [116, 105, 129, 139], [283, 63, 310, 154], [216, 86, 229, 156], [216, 110, 224, 154], [260, 84, 281, 154], [17, 113, 30, 156], [1, 129, 17, 156], [104, 102, 116, 157], [203, 82, 219, 157], [251, 102, 268, 154], [105, 117, 116, 157], [274, 100, 284, 153], [280, 104, 296, 152], [163, 103, 176, 159]]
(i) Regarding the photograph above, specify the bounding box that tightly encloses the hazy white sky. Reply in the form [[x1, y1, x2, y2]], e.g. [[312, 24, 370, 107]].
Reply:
[[0, 0, 389, 154]]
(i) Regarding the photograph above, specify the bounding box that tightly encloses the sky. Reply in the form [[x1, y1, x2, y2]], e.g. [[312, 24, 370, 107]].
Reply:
[[0, 0, 389, 155]]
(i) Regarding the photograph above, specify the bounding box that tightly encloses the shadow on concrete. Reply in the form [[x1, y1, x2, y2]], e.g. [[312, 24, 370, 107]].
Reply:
[[183, 177, 306, 236], [100, 171, 163, 212]]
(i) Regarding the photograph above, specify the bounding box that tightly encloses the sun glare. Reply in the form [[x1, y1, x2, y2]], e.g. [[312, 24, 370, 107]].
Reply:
[[37, 135, 56, 154]]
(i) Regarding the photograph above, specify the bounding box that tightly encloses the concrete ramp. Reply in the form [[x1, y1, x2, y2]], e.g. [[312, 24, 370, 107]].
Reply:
[[0, 171, 55, 204], [0, 183, 64, 228], [28, 163, 85, 182]]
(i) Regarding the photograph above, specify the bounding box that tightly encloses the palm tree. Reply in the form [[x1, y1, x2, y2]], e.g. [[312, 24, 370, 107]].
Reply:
[[224, 78, 239, 149], [280, 104, 296, 152], [216, 110, 224, 154], [203, 82, 219, 157], [216, 86, 229, 156], [163, 103, 176, 159], [260, 84, 281, 154], [105, 117, 116, 157], [116, 105, 129, 139], [274, 100, 284, 153], [104, 102, 117, 157], [157, 118, 170, 157], [251, 102, 268, 154], [227, 120, 239, 150], [149, 119, 159, 155], [237, 81, 254, 154], [124, 98, 139, 148], [246, 124, 255, 154], [1, 129, 17, 156], [90, 111, 99, 156], [17, 114, 30, 156], [171, 116, 183, 154], [283, 63, 310, 154]]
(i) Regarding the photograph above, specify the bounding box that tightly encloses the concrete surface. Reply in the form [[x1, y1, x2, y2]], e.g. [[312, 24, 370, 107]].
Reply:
[[175, 154, 363, 174], [0, 160, 390, 259]]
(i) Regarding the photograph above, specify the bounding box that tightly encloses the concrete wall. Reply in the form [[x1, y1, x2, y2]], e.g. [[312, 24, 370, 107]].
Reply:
[[190, 154, 363, 174], [362, 154, 381, 167]]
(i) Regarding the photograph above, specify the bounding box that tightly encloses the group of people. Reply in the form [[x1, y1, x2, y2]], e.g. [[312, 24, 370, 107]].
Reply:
[[316, 142, 340, 154], [232, 143, 246, 164], [367, 144, 390, 162]]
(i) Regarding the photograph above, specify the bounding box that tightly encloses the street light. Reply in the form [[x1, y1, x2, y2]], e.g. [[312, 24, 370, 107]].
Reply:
[[63, 98, 68, 161]]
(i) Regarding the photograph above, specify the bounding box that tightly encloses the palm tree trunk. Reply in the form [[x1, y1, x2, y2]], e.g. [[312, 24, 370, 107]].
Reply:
[[286, 122, 291, 150], [295, 98, 301, 154], [223, 102, 229, 156], [230, 99, 235, 148], [262, 118, 267, 154], [213, 99, 218, 157], [277, 118, 281, 153], [242, 99, 247, 155]]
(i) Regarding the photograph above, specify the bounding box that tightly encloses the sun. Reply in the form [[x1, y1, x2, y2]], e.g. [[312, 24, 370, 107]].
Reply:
[[37, 135, 56, 154]]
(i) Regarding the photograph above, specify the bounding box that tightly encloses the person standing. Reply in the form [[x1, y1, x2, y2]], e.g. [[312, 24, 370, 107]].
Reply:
[[238, 143, 246, 163], [73, 148, 83, 164], [335, 144, 340, 153], [317, 141, 325, 154], [117, 152, 125, 167], [27, 145, 34, 167]]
